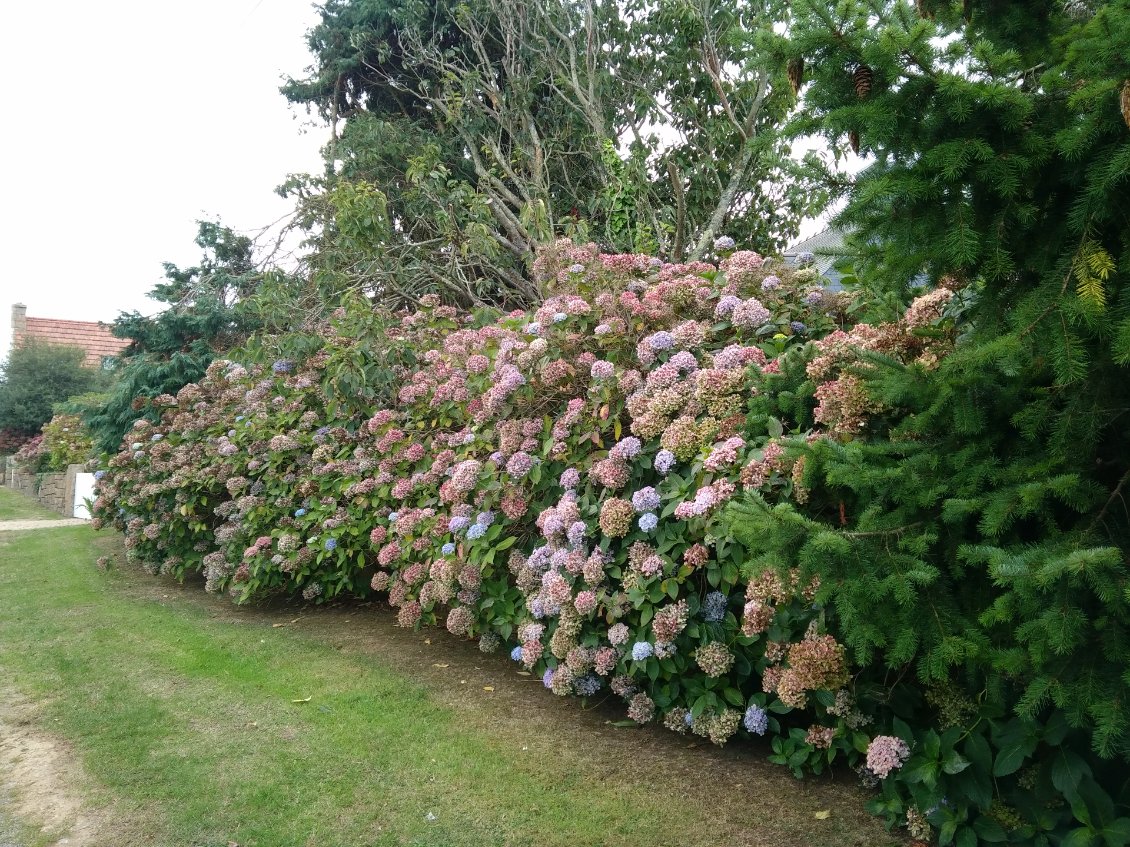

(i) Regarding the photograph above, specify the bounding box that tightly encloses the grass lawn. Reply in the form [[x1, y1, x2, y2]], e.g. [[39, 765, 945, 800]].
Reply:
[[0, 486, 62, 521], [0, 526, 901, 847]]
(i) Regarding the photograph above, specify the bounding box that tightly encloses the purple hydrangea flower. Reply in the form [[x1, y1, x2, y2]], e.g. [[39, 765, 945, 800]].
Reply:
[[631, 487, 661, 513], [647, 331, 675, 351], [543, 667, 556, 688], [654, 449, 676, 474], [324, 538, 337, 551], [611, 436, 642, 460], [761, 275, 781, 291], [743, 704, 768, 735], [713, 235, 736, 251], [511, 646, 523, 661], [790, 321, 808, 334], [449, 516, 471, 533]]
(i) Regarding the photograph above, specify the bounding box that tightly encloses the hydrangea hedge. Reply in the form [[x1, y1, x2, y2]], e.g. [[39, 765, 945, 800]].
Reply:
[[93, 241, 1123, 847]]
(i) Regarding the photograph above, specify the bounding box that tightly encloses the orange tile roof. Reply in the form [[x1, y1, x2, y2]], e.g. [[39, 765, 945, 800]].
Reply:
[[19, 317, 130, 368]]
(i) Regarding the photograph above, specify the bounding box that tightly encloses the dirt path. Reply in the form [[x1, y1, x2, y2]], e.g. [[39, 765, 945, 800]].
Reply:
[[0, 520, 88, 533], [0, 688, 103, 847]]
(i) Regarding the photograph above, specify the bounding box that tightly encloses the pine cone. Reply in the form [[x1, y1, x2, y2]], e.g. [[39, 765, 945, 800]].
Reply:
[[1121, 80, 1130, 130], [849, 130, 860, 154], [787, 57, 804, 97], [853, 64, 873, 99]]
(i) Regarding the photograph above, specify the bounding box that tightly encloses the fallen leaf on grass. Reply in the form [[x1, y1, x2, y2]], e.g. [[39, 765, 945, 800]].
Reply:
[[432, 663, 449, 668], [483, 686, 495, 691], [813, 810, 830, 820], [516, 671, 531, 676], [291, 697, 312, 703], [272, 623, 287, 628], [424, 638, 432, 644]]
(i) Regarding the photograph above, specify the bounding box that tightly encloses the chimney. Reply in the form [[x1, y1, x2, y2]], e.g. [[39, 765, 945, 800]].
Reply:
[[11, 303, 27, 344]]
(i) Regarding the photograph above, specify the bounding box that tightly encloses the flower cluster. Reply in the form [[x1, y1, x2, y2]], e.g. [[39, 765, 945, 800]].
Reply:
[[91, 237, 955, 783]]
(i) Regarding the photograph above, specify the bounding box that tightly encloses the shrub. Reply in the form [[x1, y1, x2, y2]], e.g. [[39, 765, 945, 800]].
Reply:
[[92, 241, 1126, 845]]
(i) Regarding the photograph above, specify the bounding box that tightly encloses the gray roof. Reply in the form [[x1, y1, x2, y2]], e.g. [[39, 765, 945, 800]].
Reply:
[[783, 227, 849, 291]]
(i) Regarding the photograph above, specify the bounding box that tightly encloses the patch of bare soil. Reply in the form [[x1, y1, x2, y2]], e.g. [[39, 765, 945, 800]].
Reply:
[[129, 566, 907, 847], [0, 689, 102, 847]]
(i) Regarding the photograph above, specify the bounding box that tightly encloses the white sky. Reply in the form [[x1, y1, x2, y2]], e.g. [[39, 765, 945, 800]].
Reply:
[[0, 0, 325, 355], [0, 1, 852, 360]]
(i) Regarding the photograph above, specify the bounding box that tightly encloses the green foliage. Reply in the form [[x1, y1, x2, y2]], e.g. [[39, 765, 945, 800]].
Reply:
[[280, 0, 831, 305], [0, 339, 103, 437]]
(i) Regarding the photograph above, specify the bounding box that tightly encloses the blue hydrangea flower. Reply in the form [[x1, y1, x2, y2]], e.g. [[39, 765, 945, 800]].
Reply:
[[702, 591, 728, 622], [294, 508, 307, 517], [568, 263, 586, 274], [449, 516, 471, 533], [529, 597, 546, 619], [441, 542, 456, 556], [476, 511, 495, 527], [574, 674, 602, 696], [388, 511, 399, 522], [151, 433, 163, 441], [553, 312, 568, 323], [790, 321, 808, 334], [684, 711, 695, 727], [324, 538, 337, 551], [631, 641, 654, 661], [638, 513, 658, 532], [647, 331, 675, 351], [654, 449, 676, 474], [510, 646, 524, 662], [542, 667, 555, 688], [235, 416, 245, 422], [713, 235, 736, 251], [526, 321, 542, 335], [467, 523, 486, 540], [796, 250, 815, 266], [743, 704, 768, 735], [272, 359, 294, 374], [94, 470, 106, 480]]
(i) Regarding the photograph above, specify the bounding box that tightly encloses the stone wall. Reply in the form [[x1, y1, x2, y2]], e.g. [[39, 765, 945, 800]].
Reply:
[[2, 458, 85, 517]]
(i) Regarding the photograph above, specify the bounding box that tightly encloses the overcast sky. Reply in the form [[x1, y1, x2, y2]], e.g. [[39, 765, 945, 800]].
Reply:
[[0, 0, 325, 355]]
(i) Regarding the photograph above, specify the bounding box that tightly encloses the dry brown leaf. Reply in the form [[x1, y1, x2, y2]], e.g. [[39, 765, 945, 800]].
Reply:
[[432, 663, 449, 668], [483, 686, 495, 692], [814, 810, 831, 820]]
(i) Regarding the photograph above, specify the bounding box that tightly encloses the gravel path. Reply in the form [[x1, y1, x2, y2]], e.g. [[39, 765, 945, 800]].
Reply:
[[0, 520, 88, 532]]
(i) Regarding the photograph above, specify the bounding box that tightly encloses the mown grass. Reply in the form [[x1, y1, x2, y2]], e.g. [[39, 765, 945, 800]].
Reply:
[[0, 486, 61, 521], [0, 526, 900, 847]]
